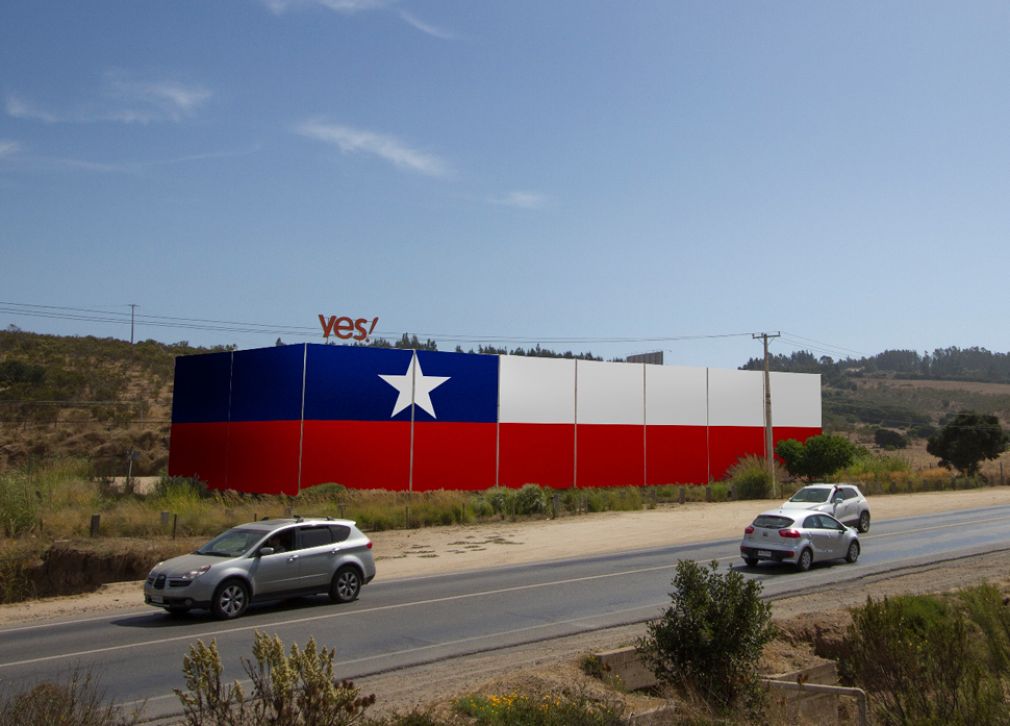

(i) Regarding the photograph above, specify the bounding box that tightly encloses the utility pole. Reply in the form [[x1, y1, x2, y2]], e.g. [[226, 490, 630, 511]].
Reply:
[[753, 332, 781, 497], [129, 303, 137, 344]]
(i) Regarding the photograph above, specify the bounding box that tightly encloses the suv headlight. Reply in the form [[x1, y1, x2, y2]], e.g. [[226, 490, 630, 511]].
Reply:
[[179, 565, 212, 581]]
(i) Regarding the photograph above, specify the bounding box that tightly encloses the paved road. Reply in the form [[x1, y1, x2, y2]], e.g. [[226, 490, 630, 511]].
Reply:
[[2, 504, 1009, 720]]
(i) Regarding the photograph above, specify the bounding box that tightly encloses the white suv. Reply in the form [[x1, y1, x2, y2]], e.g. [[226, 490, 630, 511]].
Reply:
[[780, 483, 871, 533], [144, 517, 376, 619]]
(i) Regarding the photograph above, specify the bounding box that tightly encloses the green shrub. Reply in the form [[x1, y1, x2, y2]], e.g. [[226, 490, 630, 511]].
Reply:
[[637, 560, 773, 717], [454, 689, 625, 726], [514, 484, 546, 515], [0, 669, 138, 726], [726, 456, 776, 500], [873, 428, 908, 450], [958, 584, 1010, 676], [0, 470, 38, 537], [842, 594, 1007, 725], [485, 487, 516, 517], [176, 633, 375, 726]]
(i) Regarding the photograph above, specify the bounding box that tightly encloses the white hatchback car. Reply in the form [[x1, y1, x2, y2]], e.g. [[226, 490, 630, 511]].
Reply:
[[740, 509, 860, 572], [780, 483, 871, 533]]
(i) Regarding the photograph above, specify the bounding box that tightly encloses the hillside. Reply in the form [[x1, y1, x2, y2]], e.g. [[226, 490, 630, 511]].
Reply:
[[0, 330, 231, 475], [3, 330, 1010, 476]]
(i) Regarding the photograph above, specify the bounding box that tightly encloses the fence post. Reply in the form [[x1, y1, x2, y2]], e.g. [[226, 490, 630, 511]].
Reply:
[[172, 513, 178, 540], [705, 485, 712, 503], [89, 514, 100, 537], [678, 486, 686, 505], [551, 494, 560, 519]]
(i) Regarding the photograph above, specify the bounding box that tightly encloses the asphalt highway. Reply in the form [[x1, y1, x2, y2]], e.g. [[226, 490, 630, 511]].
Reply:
[[2, 504, 1009, 721]]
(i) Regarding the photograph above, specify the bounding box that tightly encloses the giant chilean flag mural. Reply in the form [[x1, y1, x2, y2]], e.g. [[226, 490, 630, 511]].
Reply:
[[168, 344, 821, 495]]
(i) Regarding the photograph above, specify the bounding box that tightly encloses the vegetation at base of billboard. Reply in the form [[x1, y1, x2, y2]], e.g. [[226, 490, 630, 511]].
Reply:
[[841, 587, 1010, 725], [637, 559, 773, 718], [455, 689, 625, 725], [927, 411, 1009, 477], [0, 668, 139, 726], [726, 456, 787, 500], [775, 434, 860, 482]]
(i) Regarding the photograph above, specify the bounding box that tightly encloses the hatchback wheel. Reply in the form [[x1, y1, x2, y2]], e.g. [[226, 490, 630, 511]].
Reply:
[[795, 548, 813, 572], [744, 557, 758, 568], [846, 541, 860, 563], [858, 511, 871, 533], [330, 566, 362, 604], [212, 580, 249, 619]]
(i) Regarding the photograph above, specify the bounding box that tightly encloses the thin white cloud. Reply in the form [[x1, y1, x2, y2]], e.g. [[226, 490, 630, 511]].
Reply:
[[263, 0, 387, 14], [5, 74, 211, 125], [0, 140, 22, 159], [491, 191, 548, 209], [398, 10, 453, 39], [103, 72, 212, 123], [296, 120, 450, 177], [6, 96, 61, 123], [5, 146, 259, 175]]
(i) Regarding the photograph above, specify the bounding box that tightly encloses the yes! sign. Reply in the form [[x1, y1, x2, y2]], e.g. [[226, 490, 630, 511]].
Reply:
[[318, 315, 379, 341]]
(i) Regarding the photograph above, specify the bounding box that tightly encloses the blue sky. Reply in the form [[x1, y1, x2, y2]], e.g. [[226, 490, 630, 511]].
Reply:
[[1, 1, 1008, 368]]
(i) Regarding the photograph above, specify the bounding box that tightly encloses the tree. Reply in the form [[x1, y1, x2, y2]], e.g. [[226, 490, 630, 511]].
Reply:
[[775, 434, 859, 481], [637, 560, 773, 716], [927, 411, 1007, 477], [874, 428, 908, 450]]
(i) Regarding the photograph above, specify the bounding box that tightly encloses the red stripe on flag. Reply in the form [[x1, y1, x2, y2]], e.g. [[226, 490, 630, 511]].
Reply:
[[226, 421, 301, 495], [708, 426, 765, 482], [499, 423, 575, 489], [576, 424, 645, 488], [412, 422, 496, 491], [646, 425, 708, 485], [301, 420, 410, 491], [169, 422, 230, 490]]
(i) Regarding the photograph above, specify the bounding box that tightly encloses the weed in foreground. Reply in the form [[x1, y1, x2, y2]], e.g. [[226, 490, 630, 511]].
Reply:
[[176, 633, 375, 726], [0, 668, 138, 726]]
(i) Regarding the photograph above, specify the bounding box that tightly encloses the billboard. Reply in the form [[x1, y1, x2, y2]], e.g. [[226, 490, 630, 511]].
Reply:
[[169, 344, 821, 494]]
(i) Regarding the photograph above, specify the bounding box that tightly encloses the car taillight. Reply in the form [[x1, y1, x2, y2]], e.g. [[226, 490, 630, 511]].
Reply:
[[744, 526, 754, 534], [366, 540, 373, 549], [778, 529, 801, 538]]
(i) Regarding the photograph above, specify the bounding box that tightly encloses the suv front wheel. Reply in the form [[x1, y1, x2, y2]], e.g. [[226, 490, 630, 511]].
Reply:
[[212, 579, 250, 619], [330, 566, 362, 603]]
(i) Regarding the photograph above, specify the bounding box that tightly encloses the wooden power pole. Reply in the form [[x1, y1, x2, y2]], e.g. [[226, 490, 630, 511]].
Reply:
[[753, 332, 781, 497]]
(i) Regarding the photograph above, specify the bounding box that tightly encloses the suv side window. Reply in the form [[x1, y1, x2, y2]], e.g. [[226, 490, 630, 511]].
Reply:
[[297, 526, 333, 549], [840, 487, 857, 500], [264, 528, 296, 553], [328, 525, 351, 543]]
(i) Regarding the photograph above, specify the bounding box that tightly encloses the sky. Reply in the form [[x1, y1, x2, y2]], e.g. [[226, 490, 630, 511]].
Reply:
[[1, 1, 1008, 369]]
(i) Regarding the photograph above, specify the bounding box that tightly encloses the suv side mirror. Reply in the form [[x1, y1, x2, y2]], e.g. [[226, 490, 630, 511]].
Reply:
[[833, 496, 843, 504], [258, 546, 275, 556]]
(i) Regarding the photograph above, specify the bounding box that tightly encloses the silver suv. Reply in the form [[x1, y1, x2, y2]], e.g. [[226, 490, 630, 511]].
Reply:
[[144, 517, 376, 619]]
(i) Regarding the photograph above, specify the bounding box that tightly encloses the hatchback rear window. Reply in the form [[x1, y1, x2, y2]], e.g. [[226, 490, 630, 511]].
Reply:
[[753, 515, 794, 529]]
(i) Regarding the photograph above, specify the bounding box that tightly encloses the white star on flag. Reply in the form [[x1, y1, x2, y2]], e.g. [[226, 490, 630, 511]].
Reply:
[[378, 353, 450, 418]]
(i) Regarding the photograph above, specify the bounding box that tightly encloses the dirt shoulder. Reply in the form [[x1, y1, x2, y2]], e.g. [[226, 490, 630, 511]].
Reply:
[[4, 486, 1010, 627]]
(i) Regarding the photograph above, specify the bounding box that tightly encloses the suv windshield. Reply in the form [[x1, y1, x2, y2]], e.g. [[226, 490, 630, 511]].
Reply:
[[196, 528, 264, 557], [788, 488, 831, 503]]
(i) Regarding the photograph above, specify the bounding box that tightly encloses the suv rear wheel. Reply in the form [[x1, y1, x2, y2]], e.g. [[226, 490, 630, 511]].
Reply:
[[858, 511, 871, 533], [329, 566, 362, 603]]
